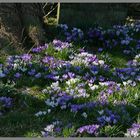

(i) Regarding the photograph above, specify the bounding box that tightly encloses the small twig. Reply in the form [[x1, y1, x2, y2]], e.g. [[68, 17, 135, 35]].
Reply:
[[42, 3, 48, 15], [21, 36, 28, 46], [27, 44, 36, 54], [43, 4, 58, 19], [20, 27, 25, 42], [43, 2, 48, 9]]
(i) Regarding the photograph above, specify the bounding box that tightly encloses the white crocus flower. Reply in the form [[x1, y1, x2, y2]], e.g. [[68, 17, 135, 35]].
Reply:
[[44, 124, 54, 132], [81, 112, 88, 118], [98, 110, 104, 115], [90, 85, 99, 91], [47, 109, 51, 113], [35, 111, 47, 117], [98, 60, 105, 65]]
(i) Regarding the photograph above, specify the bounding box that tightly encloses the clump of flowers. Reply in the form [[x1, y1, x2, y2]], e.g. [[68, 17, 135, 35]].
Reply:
[[65, 77, 90, 98], [58, 24, 84, 42], [125, 123, 140, 137], [70, 101, 97, 113], [115, 53, 140, 83], [97, 109, 120, 126], [41, 120, 62, 137], [32, 44, 48, 53], [52, 39, 72, 51], [77, 124, 100, 136], [0, 96, 12, 115], [70, 52, 99, 67]]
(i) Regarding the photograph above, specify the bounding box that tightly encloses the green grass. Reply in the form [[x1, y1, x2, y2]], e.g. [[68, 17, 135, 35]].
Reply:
[[98, 49, 131, 68]]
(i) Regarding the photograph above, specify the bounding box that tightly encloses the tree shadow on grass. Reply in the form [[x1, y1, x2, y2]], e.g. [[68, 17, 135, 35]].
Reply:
[[0, 84, 49, 137]]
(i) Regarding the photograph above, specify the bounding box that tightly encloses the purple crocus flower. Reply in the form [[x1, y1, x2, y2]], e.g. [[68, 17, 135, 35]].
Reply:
[[52, 39, 70, 50], [99, 92, 108, 105], [136, 76, 140, 81], [32, 44, 48, 53], [123, 50, 131, 54], [90, 66, 98, 75], [0, 72, 6, 78], [62, 74, 68, 80], [59, 24, 68, 31], [42, 56, 55, 64], [44, 67, 49, 71], [35, 73, 41, 78], [66, 36, 72, 42], [99, 76, 105, 82], [45, 74, 55, 80], [54, 127, 62, 133], [41, 131, 49, 137], [98, 48, 103, 52], [87, 78, 96, 84], [21, 54, 32, 61], [78, 48, 85, 53], [107, 89, 114, 95], [28, 69, 36, 76], [3, 69, 9, 74], [67, 72, 75, 78], [121, 40, 130, 45], [70, 102, 97, 112], [14, 72, 21, 78], [74, 66, 81, 71], [88, 55, 97, 63], [0, 97, 12, 108]]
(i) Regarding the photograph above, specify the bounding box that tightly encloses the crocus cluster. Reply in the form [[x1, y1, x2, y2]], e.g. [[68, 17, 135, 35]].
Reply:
[[58, 24, 140, 55], [52, 39, 72, 51], [58, 24, 84, 42], [0, 96, 12, 115], [41, 121, 62, 137], [97, 109, 120, 126], [32, 44, 48, 53], [125, 123, 140, 137], [77, 124, 100, 136], [0, 97, 12, 108], [115, 53, 140, 84]]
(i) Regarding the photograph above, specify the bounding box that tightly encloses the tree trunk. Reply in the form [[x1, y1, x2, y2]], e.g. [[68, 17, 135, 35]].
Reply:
[[0, 3, 46, 49]]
